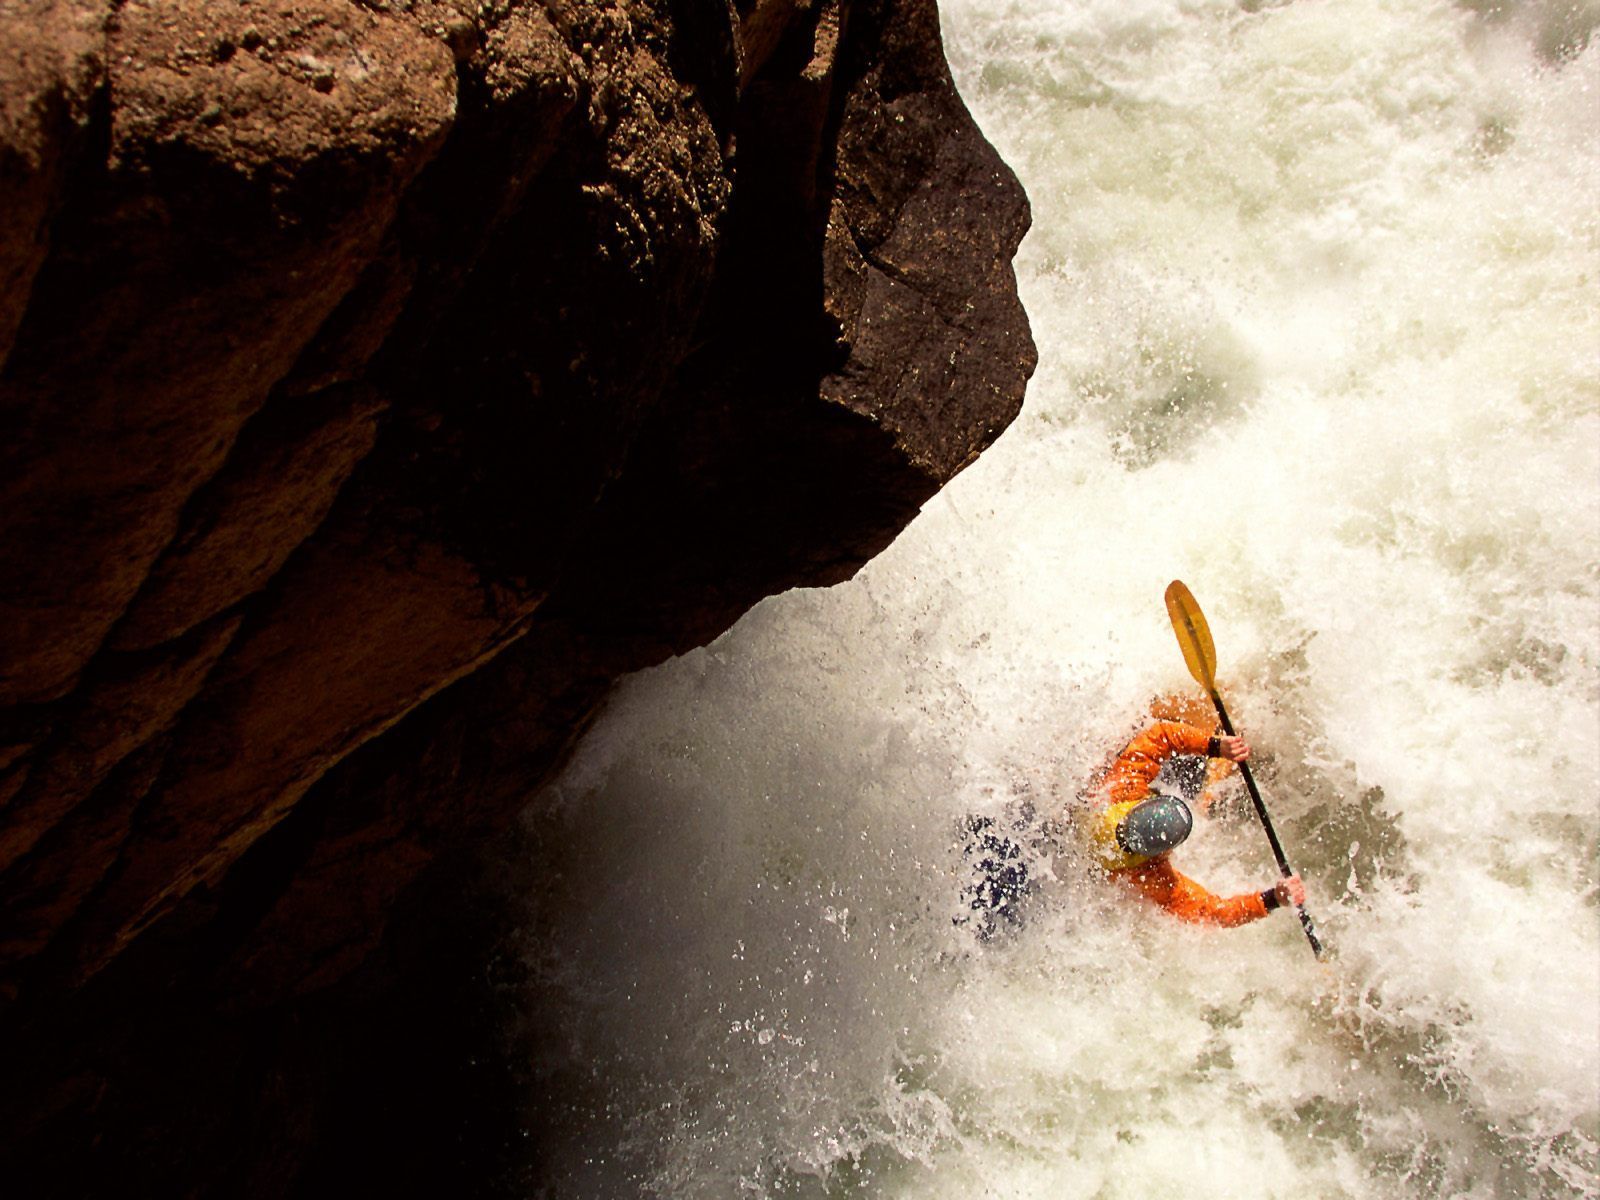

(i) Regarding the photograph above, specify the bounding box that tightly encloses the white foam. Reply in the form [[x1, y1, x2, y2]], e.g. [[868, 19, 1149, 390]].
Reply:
[[512, 1, 1600, 1194]]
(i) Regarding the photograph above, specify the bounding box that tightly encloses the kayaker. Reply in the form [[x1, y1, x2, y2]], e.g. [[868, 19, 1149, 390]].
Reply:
[[1089, 720, 1305, 925]]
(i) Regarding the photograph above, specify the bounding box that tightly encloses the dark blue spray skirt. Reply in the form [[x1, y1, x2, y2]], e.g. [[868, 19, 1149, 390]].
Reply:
[[956, 753, 1213, 940]]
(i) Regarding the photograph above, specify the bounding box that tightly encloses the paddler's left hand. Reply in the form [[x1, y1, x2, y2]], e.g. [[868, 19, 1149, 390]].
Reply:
[[1216, 734, 1250, 762]]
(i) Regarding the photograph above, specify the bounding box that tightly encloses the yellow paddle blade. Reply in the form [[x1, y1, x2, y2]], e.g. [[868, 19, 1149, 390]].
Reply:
[[1165, 580, 1218, 690]]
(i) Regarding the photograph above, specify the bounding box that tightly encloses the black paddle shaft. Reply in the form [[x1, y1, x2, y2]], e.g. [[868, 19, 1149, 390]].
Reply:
[[1209, 691, 1325, 959]]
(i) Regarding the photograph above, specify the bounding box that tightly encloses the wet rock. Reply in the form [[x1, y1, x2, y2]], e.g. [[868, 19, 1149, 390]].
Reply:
[[0, 0, 457, 706], [0, 0, 104, 368], [110, 385, 387, 652], [0, 614, 241, 880], [0, 0, 1034, 1192]]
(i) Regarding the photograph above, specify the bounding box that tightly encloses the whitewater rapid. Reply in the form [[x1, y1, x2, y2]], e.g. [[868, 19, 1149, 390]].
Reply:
[[510, 1, 1600, 1195]]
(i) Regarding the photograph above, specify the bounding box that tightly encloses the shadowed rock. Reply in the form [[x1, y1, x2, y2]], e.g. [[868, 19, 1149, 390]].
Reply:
[[0, 0, 1034, 1192]]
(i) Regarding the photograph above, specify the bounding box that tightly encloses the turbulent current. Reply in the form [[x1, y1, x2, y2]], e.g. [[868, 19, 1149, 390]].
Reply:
[[510, 2, 1600, 1195]]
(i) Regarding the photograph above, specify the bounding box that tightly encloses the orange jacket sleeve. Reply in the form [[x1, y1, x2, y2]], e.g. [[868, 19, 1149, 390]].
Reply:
[[1100, 721, 1214, 807], [1119, 857, 1269, 926]]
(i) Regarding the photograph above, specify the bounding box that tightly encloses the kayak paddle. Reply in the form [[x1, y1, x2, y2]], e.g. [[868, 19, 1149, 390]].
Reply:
[[1164, 580, 1325, 959]]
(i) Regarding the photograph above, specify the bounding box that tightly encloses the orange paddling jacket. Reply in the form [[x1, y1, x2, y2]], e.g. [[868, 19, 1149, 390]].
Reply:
[[1092, 721, 1270, 926]]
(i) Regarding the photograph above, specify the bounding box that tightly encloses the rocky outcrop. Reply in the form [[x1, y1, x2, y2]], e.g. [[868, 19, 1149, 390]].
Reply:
[[0, 0, 1033, 1192]]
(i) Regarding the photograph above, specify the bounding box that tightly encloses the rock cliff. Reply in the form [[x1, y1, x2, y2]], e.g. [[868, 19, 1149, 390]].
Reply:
[[0, 0, 1034, 1192]]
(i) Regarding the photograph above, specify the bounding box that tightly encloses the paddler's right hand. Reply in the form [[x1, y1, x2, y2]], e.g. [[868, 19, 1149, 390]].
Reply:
[[1273, 875, 1306, 908]]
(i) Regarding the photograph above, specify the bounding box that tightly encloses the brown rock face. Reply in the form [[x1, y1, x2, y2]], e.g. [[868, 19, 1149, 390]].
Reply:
[[0, 0, 1034, 1192]]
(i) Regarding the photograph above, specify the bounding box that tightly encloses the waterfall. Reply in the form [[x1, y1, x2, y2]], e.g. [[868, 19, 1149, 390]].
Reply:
[[511, 2, 1600, 1194]]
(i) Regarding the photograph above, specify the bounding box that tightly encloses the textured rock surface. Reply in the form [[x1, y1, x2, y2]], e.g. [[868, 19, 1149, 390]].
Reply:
[[0, 0, 1034, 1192]]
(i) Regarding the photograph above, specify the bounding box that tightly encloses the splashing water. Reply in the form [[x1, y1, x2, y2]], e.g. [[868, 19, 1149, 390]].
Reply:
[[510, 1, 1600, 1195]]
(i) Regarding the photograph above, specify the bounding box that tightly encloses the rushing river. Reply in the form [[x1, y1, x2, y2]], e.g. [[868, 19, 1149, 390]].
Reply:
[[510, 1, 1600, 1195]]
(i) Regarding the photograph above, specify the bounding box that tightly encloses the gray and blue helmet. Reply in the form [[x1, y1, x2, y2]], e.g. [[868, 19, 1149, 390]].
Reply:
[[1115, 794, 1194, 857]]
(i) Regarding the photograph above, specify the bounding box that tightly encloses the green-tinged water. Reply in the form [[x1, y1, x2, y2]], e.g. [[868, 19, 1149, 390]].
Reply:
[[511, 2, 1600, 1195]]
